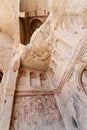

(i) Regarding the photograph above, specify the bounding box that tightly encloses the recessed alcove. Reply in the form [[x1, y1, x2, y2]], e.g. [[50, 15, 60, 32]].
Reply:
[[81, 68, 87, 94], [19, 16, 47, 45], [0, 71, 3, 83], [19, 17, 30, 45], [30, 19, 43, 34]]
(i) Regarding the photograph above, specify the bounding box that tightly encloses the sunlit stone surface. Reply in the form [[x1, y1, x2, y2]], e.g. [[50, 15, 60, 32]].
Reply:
[[0, 0, 87, 130]]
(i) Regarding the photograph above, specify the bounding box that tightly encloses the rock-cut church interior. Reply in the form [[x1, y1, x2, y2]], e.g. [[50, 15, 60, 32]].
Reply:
[[0, 0, 87, 130]]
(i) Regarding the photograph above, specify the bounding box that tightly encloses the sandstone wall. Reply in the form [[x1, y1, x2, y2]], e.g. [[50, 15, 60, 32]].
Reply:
[[20, 0, 48, 14], [0, 0, 14, 39]]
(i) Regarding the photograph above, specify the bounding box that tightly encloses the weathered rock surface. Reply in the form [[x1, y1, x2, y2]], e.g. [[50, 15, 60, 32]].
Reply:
[[0, 0, 87, 130]]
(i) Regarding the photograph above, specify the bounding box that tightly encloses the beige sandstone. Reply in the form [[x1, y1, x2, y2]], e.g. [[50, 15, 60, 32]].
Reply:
[[0, 0, 87, 130]]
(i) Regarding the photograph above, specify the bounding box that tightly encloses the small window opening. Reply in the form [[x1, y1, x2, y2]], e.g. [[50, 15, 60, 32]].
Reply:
[[30, 19, 43, 34]]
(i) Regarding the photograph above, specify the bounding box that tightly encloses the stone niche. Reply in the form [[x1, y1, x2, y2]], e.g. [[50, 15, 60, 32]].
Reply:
[[81, 68, 87, 94], [0, 71, 3, 83]]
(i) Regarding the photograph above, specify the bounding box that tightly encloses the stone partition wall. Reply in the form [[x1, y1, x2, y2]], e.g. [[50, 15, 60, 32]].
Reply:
[[20, 0, 48, 16]]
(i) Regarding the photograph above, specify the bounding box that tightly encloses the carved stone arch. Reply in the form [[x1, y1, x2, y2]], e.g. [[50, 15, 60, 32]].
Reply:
[[78, 65, 87, 95], [81, 67, 87, 95], [30, 18, 43, 34]]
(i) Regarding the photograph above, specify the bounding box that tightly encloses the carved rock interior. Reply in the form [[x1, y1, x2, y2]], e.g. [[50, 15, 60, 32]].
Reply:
[[0, 0, 87, 130]]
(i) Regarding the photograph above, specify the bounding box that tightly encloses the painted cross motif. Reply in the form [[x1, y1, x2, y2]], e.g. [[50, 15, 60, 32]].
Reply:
[[30, 72, 37, 79], [40, 73, 46, 81], [19, 69, 27, 77]]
